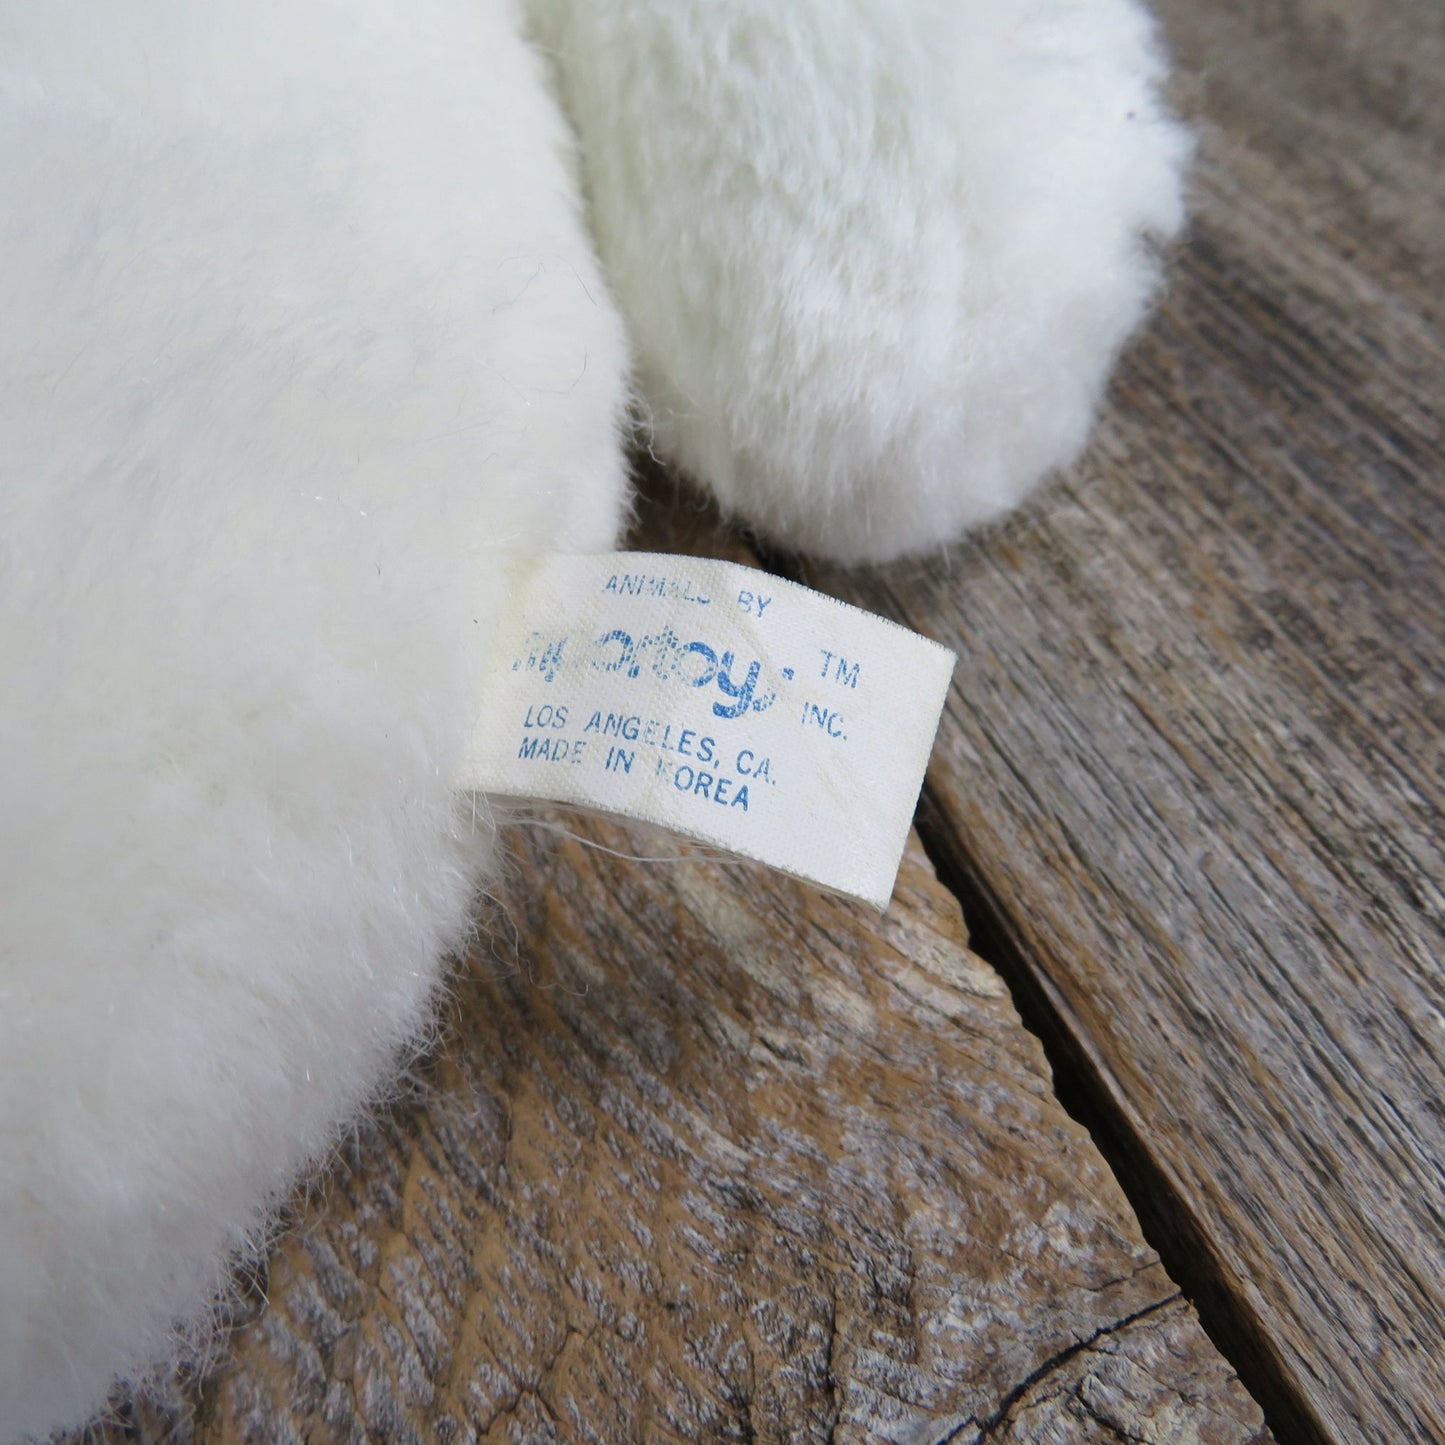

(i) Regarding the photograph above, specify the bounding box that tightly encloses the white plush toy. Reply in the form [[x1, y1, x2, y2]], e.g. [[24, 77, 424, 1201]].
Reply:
[[0, 2, 1187, 1437]]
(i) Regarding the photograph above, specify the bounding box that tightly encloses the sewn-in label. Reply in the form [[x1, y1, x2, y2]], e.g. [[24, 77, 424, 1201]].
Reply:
[[463, 552, 955, 909]]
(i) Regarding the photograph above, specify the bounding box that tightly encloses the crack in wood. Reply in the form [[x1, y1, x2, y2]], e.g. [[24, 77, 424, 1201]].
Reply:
[[908, 787, 1320, 1445], [928, 1293, 1182, 1445]]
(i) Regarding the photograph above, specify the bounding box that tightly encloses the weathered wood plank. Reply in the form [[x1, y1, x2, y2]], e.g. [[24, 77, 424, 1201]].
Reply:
[[113, 827, 1259, 1445], [806, 3, 1444, 1442], [73, 487, 1266, 1445], [69, 481, 1267, 1440]]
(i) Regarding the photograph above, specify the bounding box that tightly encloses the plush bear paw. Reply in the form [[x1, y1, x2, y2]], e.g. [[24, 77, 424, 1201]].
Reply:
[[531, 0, 1191, 561]]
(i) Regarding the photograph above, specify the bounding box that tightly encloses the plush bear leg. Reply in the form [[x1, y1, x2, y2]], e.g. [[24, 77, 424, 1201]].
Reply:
[[0, 2, 628, 1438], [528, 0, 1190, 562]]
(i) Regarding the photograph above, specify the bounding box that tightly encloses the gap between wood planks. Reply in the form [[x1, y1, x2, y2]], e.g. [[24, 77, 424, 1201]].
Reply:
[[748, 538, 1310, 1445], [907, 792, 1319, 1445]]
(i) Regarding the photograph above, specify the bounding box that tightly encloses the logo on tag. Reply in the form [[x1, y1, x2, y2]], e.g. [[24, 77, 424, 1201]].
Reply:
[[464, 553, 955, 909]]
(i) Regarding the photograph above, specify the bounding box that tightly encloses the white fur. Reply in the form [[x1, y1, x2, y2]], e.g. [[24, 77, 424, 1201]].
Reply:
[[2, 1, 1187, 1437], [0, 2, 629, 1437], [528, 0, 1190, 561]]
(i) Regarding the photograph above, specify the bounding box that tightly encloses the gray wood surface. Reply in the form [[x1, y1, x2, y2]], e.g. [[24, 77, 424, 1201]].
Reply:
[[78, 488, 1267, 1439], [807, 2, 1444, 1441], [93, 824, 1265, 1445]]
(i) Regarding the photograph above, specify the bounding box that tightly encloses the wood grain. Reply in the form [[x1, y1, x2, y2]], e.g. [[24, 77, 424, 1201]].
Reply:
[[87, 818, 1265, 1443], [76, 476, 1265, 1445], [71, 486, 1267, 1441], [805, 3, 1444, 1442]]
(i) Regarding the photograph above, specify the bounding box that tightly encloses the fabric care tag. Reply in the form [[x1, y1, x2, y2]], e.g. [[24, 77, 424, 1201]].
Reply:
[[463, 552, 955, 909]]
